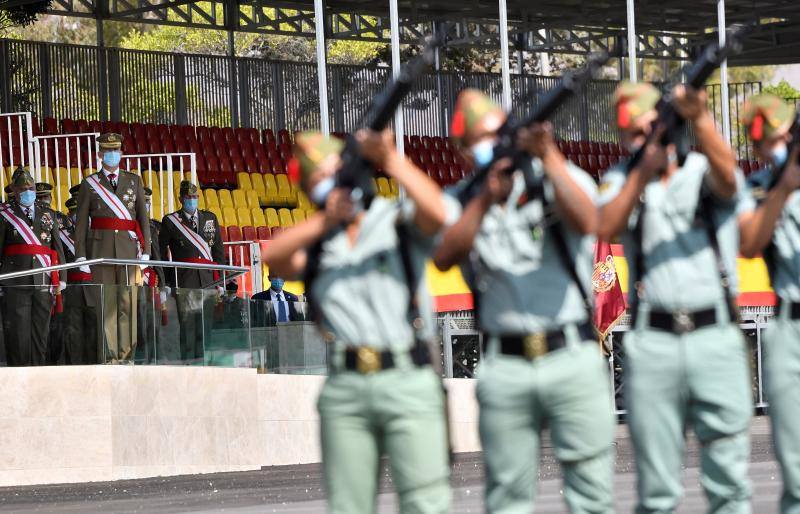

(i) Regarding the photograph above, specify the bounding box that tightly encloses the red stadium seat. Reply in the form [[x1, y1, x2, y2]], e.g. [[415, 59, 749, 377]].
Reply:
[[597, 155, 609, 172], [586, 154, 598, 175], [579, 141, 590, 155], [608, 155, 620, 166], [410, 135, 422, 149], [257, 226, 272, 240], [278, 129, 291, 145], [242, 225, 257, 241], [43, 117, 59, 135], [270, 227, 284, 238], [228, 225, 243, 242], [607, 143, 620, 156], [219, 226, 229, 243], [588, 142, 599, 155]]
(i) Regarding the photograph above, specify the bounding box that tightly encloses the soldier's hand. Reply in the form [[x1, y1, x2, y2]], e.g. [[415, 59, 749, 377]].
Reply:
[[355, 129, 397, 170], [482, 157, 514, 204], [778, 145, 800, 192], [517, 122, 556, 158], [323, 188, 356, 228], [672, 85, 708, 122]]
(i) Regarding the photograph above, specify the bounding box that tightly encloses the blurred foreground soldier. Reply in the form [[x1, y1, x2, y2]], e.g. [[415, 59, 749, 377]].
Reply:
[[263, 131, 451, 514], [74, 132, 151, 364], [0, 169, 66, 366], [136, 187, 166, 363], [37, 181, 70, 364], [738, 94, 800, 514], [160, 181, 223, 363], [597, 82, 752, 512], [434, 90, 613, 513], [61, 196, 99, 364]]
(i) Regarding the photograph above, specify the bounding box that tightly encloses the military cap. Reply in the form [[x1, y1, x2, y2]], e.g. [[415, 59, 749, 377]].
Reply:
[[4, 185, 11, 195], [143, 186, 153, 198], [179, 181, 198, 197], [288, 132, 344, 184], [614, 81, 661, 129], [741, 94, 796, 142], [10, 166, 29, 182], [97, 133, 123, 150], [35, 182, 53, 196], [450, 89, 506, 147], [11, 169, 34, 188], [69, 184, 81, 196], [65, 197, 78, 210]]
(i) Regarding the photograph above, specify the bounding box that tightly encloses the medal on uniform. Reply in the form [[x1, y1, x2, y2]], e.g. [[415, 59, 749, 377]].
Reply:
[[203, 220, 215, 239], [40, 231, 50, 243], [41, 212, 53, 232]]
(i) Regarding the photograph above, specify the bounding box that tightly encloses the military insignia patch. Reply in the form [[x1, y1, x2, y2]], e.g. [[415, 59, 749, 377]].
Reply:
[[592, 254, 618, 293]]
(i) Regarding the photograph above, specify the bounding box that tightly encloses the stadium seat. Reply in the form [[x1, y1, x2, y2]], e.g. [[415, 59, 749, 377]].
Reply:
[[278, 208, 294, 227], [242, 226, 257, 241], [210, 206, 223, 223], [222, 207, 237, 227], [219, 189, 233, 208], [251, 172, 265, 192], [256, 226, 271, 240], [218, 225, 229, 243], [291, 208, 306, 224], [376, 177, 392, 197], [237, 207, 252, 226], [296, 191, 311, 210], [275, 174, 294, 204], [389, 178, 399, 196], [597, 155, 609, 172], [232, 189, 247, 206], [245, 190, 260, 209], [251, 208, 267, 227], [262, 175, 279, 204], [228, 225, 243, 242], [204, 188, 219, 207], [265, 208, 280, 228]]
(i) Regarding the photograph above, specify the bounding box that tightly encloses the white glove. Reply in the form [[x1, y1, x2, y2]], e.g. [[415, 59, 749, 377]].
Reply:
[[162, 285, 171, 296], [216, 286, 224, 298], [59, 281, 67, 293], [75, 256, 91, 274], [139, 253, 150, 270], [159, 291, 168, 304]]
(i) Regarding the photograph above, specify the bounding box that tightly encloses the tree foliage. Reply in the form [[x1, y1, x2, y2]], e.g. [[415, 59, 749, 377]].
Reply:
[[0, 0, 52, 31], [763, 79, 800, 99]]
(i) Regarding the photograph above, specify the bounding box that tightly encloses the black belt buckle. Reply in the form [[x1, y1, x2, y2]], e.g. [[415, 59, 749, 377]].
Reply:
[[672, 310, 696, 335]]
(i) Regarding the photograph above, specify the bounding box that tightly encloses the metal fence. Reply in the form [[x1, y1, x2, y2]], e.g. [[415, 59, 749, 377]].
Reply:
[[0, 38, 763, 156]]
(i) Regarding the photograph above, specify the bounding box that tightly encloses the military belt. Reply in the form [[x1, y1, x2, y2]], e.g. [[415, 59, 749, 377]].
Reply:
[[776, 299, 800, 320], [648, 307, 717, 334], [499, 323, 595, 360], [343, 341, 431, 374]]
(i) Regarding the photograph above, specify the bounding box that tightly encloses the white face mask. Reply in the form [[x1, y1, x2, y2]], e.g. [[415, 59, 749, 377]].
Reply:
[[310, 177, 335, 206], [470, 140, 495, 168], [771, 142, 789, 168]]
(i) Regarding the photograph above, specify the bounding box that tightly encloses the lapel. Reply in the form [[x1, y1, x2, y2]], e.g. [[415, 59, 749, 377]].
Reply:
[[179, 210, 197, 233], [99, 169, 125, 200]]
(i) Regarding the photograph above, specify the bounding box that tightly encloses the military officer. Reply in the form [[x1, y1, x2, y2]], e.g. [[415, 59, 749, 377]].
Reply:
[[597, 82, 752, 513], [60, 196, 99, 364], [738, 94, 800, 514], [263, 130, 451, 514], [0, 169, 66, 366], [433, 90, 614, 513], [159, 181, 223, 363], [136, 186, 166, 363], [74, 133, 151, 364]]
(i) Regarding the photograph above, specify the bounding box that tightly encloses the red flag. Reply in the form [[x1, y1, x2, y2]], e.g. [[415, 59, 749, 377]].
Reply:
[[592, 240, 626, 344]]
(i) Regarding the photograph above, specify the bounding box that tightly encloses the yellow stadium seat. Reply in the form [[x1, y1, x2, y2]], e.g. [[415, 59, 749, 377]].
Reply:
[[275, 174, 294, 205], [263, 174, 279, 204], [265, 208, 280, 228], [245, 189, 260, 209], [55, 167, 68, 187], [222, 207, 237, 227], [172, 171, 183, 187], [83, 167, 96, 178], [232, 189, 247, 206], [278, 208, 294, 227], [389, 178, 399, 196], [68, 167, 81, 185], [142, 170, 159, 189], [237, 172, 252, 190], [251, 173, 265, 192], [237, 207, 252, 226], [218, 189, 233, 208], [151, 202, 164, 221], [198, 193, 206, 210], [291, 208, 306, 224], [296, 191, 311, 210], [38, 167, 54, 185], [251, 208, 267, 227], [204, 189, 219, 207], [376, 177, 391, 197], [209, 206, 223, 224]]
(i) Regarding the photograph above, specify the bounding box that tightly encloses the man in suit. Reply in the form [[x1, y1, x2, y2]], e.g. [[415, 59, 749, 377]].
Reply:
[[0, 169, 66, 366], [251, 275, 301, 325], [74, 132, 151, 364], [160, 181, 224, 363]]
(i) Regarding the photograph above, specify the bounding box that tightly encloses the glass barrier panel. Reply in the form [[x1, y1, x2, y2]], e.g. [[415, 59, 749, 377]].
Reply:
[[203, 287, 252, 368]]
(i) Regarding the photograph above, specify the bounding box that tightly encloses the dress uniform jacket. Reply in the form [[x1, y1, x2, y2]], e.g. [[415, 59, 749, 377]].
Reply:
[[147, 218, 166, 287], [74, 170, 151, 279], [159, 209, 224, 289], [0, 203, 66, 286]]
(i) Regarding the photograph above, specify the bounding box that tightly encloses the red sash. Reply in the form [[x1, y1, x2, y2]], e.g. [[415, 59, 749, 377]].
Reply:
[[90, 217, 145, 250], [67, 271, 93, 283], [177, 257, 220, 282], [5, 244, 62, 312]]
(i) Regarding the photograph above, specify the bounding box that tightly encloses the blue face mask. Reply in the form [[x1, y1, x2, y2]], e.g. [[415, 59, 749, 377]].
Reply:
[[18, 190, 36, 207], [183, 198, 198, 214], [102, 151, 121, 167], [470, 140, 495, 168], [270, 278, 285, 291], [772, 143, 789, 168], [310, 177, 335, 206]]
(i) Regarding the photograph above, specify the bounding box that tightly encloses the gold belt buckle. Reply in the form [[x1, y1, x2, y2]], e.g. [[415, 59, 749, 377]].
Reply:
[[523, 333, 548, 359], [356, 347, 381, 374]]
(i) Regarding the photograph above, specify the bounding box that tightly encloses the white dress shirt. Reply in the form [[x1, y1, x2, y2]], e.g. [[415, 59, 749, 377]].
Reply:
[[270, 288, 290, 323]]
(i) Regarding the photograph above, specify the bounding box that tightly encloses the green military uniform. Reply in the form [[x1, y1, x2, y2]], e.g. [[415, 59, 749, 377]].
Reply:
[[600, 83, 752, 513], [136, 187, 166, 363], [468, 169, 614, 513], [74, 133, 151, 363], [159, 181, 224, 363], [0, 170, 67, 366], [60, 196, 100, 364], [293, 132, 450, 514], [741, 94, 800, 514]]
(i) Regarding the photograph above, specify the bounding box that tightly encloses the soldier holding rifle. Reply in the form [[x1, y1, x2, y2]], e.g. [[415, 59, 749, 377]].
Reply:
[[597, 81, 752, 513]]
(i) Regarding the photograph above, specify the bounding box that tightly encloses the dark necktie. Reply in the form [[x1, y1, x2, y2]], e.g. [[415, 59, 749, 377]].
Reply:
[[191, 216, 198, 231], [277, 296, 288, 322], [108, 173, 117, 191]]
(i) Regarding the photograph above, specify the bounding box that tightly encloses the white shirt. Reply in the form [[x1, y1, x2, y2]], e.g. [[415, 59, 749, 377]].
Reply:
[[103, 168, 119, 187], [20, 204, 35, 222], [183, 210, 198, 230], [270, 288, 290, 322]]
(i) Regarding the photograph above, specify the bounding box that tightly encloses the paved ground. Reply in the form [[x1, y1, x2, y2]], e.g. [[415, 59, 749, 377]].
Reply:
[[0, 417, 782, 513]]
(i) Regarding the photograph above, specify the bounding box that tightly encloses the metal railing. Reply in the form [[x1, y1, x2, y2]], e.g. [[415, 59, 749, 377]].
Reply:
[[0, 112, 36, 198], [122, 152, 198, 215]]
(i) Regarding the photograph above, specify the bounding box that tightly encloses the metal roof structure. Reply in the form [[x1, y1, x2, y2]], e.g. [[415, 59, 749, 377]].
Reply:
[[10, 0, 795, 65]]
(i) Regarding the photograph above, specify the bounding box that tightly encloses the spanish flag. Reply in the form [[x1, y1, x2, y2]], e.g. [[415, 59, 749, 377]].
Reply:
[[592, 240, 626, 344]]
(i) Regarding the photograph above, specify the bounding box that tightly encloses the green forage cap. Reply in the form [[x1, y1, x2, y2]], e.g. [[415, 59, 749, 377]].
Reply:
[[11, 169, 34, 188], [289, 132, 344, 184], [614, 81, 661, 128], [741, 94, 796, 142], [179, 181, 198, 197], [450, 89, 505, 147], [97, 132, 123, 150], [66, 197, 78, 210], [35, 182, 53, 196]]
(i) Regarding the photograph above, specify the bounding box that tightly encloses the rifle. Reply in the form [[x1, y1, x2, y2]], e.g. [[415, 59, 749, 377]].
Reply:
[[767, 112, 800, 191], [625, 24, 752, 172], [316, 29, 448, 208], [455, 50, 611, 205]]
